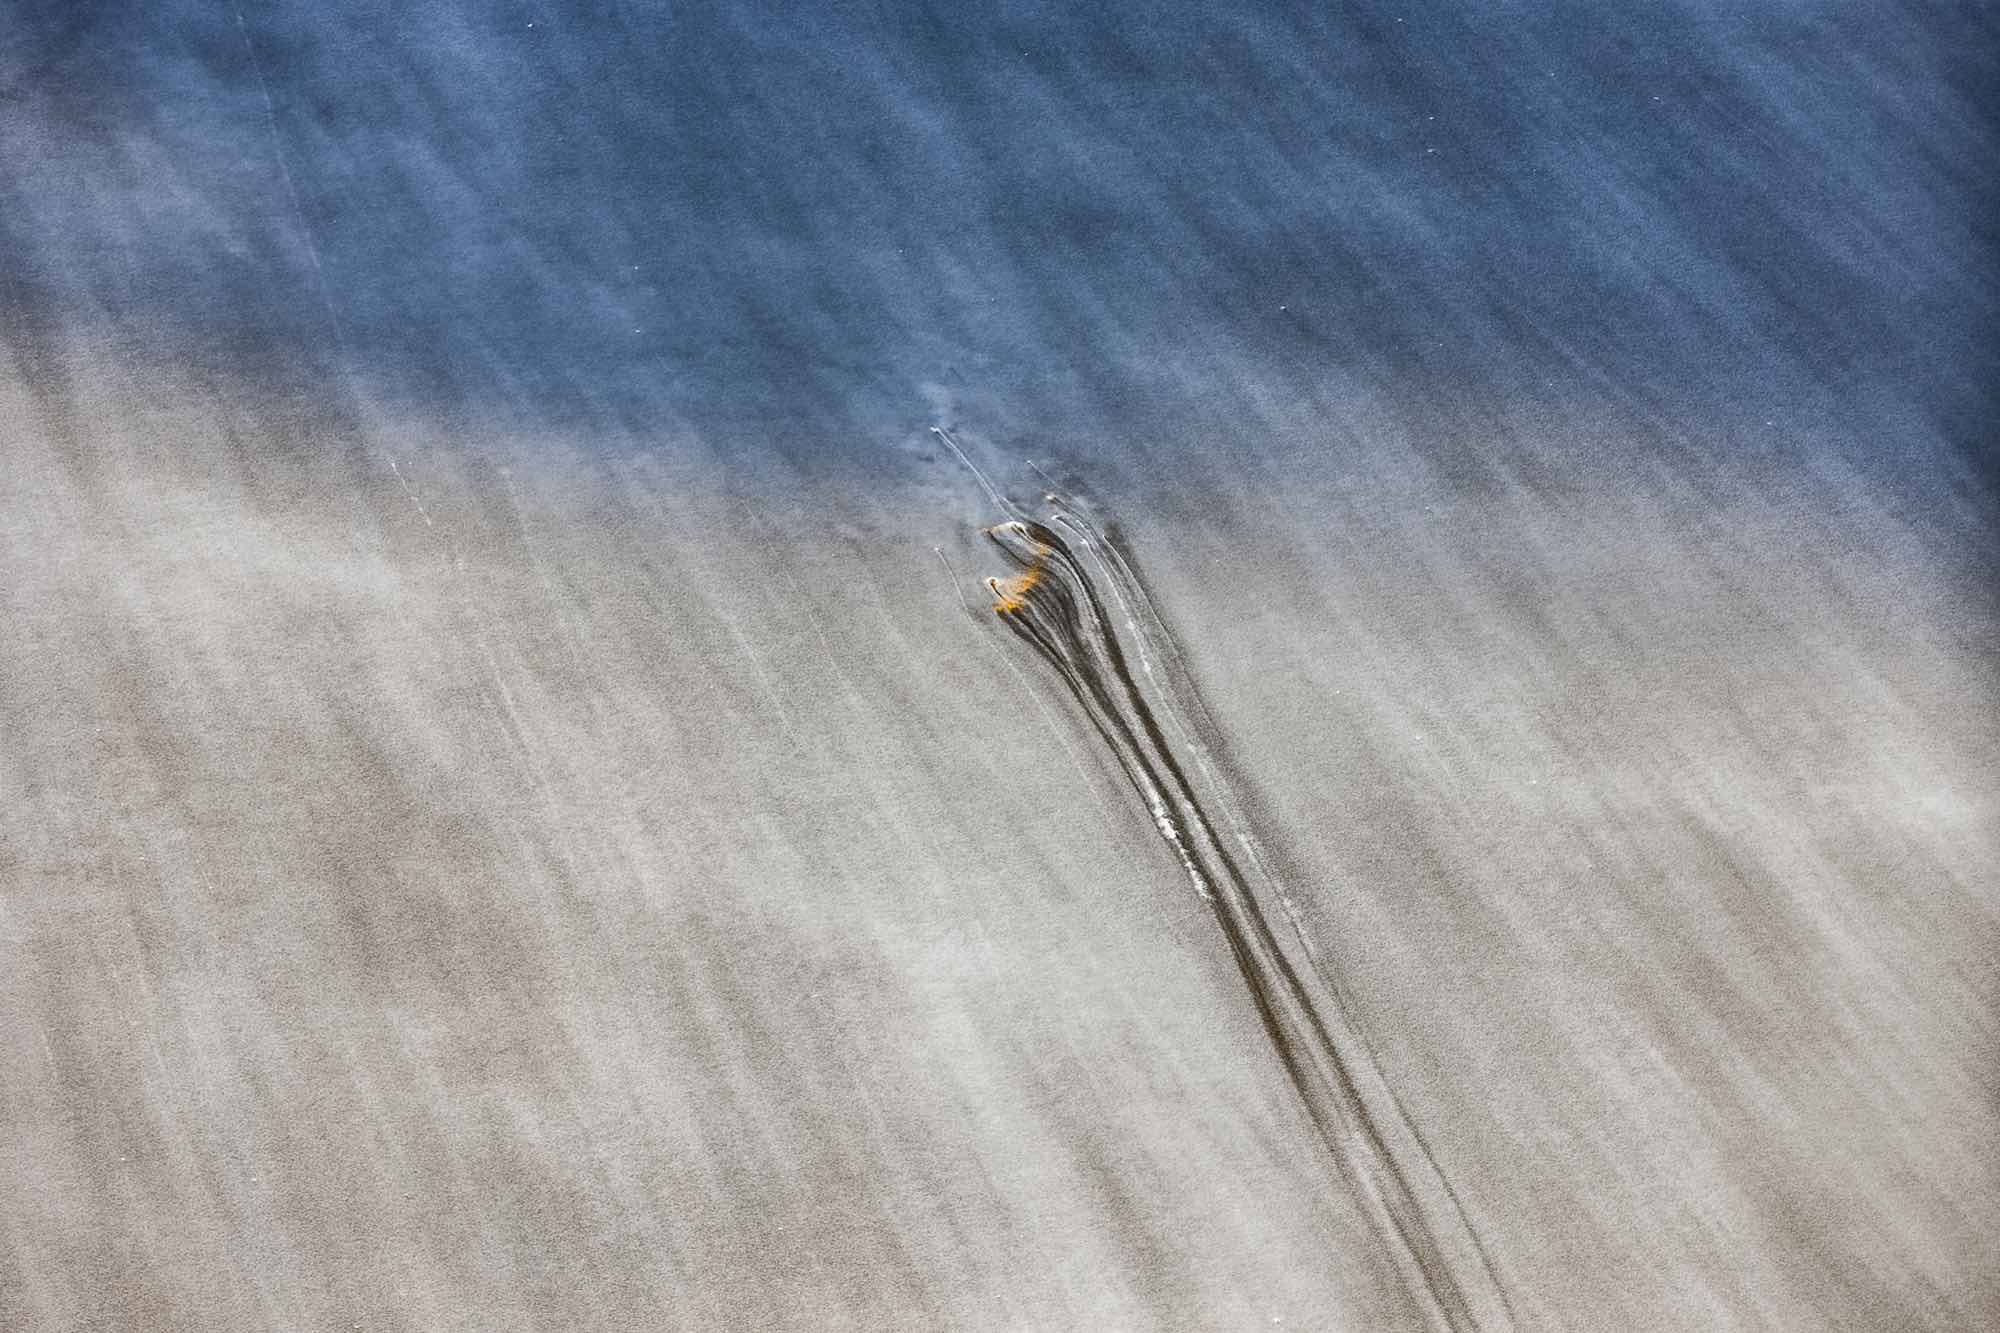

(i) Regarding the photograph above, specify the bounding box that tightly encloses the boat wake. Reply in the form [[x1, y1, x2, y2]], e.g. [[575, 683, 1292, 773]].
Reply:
[[948, 428, 1515, 1332]]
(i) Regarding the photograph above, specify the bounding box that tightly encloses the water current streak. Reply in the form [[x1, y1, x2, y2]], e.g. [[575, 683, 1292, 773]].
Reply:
[[981, 511, 1515, 1333]]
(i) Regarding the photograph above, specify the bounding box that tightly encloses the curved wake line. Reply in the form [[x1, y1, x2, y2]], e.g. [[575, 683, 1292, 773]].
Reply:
[[973, 488, 1516, 1333]]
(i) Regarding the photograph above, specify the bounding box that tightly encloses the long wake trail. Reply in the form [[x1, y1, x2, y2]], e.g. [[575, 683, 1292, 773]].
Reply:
[[964, 461, 1515, 1332]]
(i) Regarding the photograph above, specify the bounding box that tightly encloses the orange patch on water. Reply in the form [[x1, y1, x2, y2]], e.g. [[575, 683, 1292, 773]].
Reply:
[[988, 539, 1053, 614]]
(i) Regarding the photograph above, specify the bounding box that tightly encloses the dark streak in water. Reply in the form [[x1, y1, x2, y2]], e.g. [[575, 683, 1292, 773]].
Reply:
[[970, 464, 1516, 1331]]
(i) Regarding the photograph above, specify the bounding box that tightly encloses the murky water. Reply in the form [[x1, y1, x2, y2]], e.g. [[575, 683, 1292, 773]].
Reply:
[[2, 3, 1994, 1328]]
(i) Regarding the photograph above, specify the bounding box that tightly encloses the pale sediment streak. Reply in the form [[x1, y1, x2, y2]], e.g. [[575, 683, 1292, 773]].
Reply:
[[976, 494, 1515, 1333]]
